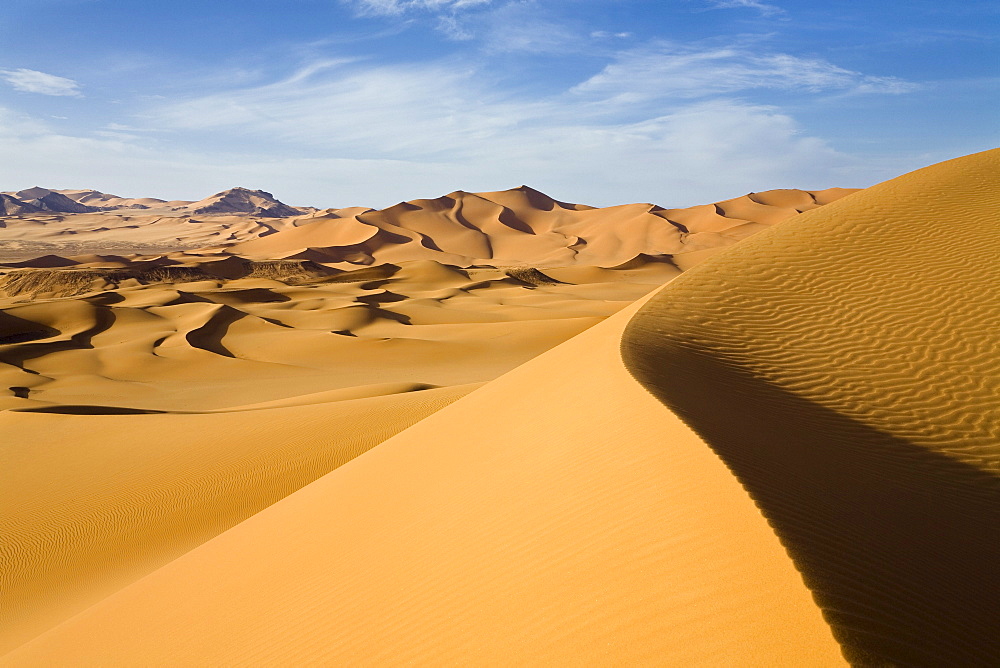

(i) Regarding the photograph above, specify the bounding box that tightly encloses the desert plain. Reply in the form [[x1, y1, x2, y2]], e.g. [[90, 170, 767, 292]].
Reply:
[[0, 149, 998, 665]]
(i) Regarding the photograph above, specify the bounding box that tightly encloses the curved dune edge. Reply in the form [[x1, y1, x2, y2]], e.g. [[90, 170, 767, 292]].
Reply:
[[2, 293, 845, 666], [0, 384, 478, 655], [623, 149, 1000, 665]]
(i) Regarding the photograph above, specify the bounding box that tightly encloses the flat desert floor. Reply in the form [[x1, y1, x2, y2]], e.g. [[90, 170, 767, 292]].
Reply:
[[1, 150, 997, 665]]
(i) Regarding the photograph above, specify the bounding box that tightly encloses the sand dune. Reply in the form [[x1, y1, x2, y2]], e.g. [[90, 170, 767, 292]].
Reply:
[[3, 154, 994, 664], [0, 185, 853, 266], [0, 184, 855, 417], [623, 147, 1000, 665], [0, 247, 674, 649], [0, 212, 294, 261], [0, 260, 665, 412], [58, 189, 169, 210], [0, 293, 846, 666], [0, 383, 476, 654], [229, 186, 853, 268]]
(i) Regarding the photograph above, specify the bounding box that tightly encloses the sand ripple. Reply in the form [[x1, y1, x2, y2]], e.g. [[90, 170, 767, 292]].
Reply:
[[623, 148, 1000, 665]]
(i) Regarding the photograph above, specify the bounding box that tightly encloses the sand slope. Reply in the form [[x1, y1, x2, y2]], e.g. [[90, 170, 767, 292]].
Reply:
[[2, 294, 844, 666], [1, 185, 738, 651], [0, 260, 674, 651], [0, 383, 476, 653], [623, 148, 1000, 664]]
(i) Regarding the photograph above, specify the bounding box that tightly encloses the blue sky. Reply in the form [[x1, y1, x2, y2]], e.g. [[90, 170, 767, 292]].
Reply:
[[0, 0, 996, 207]]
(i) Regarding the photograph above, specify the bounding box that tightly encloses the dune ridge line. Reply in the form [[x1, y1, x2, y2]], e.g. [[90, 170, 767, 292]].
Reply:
[[622, 147, 1000, 665]]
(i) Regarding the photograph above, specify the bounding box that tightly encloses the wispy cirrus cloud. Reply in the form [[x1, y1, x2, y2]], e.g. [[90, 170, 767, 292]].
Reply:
[[572, 45, 918, 105], [0, 39, 925, 207], [0, 68, 82, 96], [705, 0, 785, 17], [476, 1, 582, 53], [343, 0, 584, 51], [0, 0, 988, 212], [145, 61, 524, 157], [116, 44, 922, 206], [344, 0, 492, 16], [144, 46, 920, 155]]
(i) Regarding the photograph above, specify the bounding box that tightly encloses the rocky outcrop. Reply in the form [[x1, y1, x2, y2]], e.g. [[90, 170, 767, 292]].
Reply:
[[189, 188, 302, 218], [0, 194, 43, 216], [13, 187, 96, 214]]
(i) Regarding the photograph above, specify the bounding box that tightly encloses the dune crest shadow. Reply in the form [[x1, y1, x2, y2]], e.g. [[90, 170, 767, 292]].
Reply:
[[621, 332, 1000, 666]]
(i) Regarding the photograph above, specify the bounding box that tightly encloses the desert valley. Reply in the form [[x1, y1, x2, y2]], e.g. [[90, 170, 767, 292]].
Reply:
[[0, 148, 997, 665]]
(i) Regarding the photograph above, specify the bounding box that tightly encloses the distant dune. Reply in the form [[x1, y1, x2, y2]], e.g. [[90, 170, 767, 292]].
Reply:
[[1, 151, 996, 665], [198, 185, 856, 268], [0, 185, 854, 267]]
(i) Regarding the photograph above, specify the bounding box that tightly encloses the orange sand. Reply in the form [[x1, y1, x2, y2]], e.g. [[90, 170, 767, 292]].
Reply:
[[3, 154, 996, 665]]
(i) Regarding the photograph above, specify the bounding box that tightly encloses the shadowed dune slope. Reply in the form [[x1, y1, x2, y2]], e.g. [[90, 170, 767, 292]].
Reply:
[[623, 148, 1000, 665], [0, 384, 477, 654], [2, 295, 845, 666]]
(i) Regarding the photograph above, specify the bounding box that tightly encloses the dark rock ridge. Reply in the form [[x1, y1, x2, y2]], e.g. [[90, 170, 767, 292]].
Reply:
[[13, 187, 96, 214], [191, 188, 303, 218], [0, 194, 43, 216]]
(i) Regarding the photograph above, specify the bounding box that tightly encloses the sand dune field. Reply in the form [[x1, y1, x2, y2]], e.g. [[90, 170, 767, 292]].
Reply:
[[1, 185, 848, 653], [1, 151, 997, 665]]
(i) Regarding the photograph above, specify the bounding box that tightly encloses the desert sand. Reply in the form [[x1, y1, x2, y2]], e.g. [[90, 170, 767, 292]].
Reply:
[[1, 150, 997, 665], [0, 184, 852, 654]]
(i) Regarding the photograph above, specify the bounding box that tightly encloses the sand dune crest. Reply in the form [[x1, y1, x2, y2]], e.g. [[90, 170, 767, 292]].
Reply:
[[623, 147, 1000, 665]]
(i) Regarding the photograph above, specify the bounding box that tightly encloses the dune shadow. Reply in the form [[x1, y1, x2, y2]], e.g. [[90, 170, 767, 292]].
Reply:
[[0, 311, 60, 345], [184, 306, 245, 357], [368, 305, 411, 325], [318, 263, 401, 285], [497, 207, 536, 234], [210, 288, 291, 304], [0, 306, 117, 369], [12, 404, 167, 415], [621, 332, 1000, 666], [355, 291, 408, 306]]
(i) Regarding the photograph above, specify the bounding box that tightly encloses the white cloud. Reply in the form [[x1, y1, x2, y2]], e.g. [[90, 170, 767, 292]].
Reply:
[[0, 107, 52, 137], [0, 43, 925, 208], [359, 0, 576, 48], [114, 48, 921, 206], [0, 68, 82, 96], [478, 1, 580, 53], [705, 0, 785, 16], [145, 61, 528, 157], [572, 45, 918, 104], [2, 92, 927, 210], [436, 14, 475, 40], [343, 0, 587, 51], [345, 0, 491, 16]]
